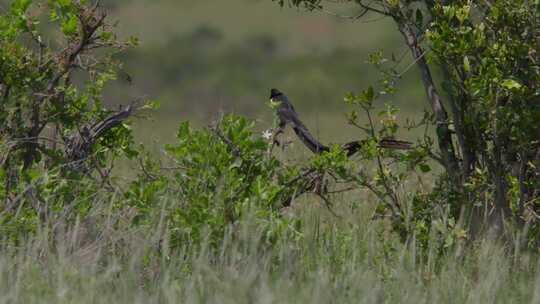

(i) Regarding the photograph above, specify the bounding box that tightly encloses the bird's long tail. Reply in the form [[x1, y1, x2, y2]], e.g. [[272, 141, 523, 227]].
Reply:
[[291, 122, 329, 154], [278, 100, 411, 155], [289, 119, 412, 156], [341, 138, 412, 156], [378, 138, 413, 150]]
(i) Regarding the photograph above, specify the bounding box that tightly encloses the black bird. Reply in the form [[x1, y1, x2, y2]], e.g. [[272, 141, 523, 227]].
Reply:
[[270, 88, 328, 153], [269, 88, 412, 155]]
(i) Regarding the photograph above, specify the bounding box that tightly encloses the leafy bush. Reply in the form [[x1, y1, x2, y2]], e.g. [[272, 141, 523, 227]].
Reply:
[[126, 115, 303, 247], [0, 0, 139, 240], [273, 0, 540, 246], [427, 0, 540, 244]]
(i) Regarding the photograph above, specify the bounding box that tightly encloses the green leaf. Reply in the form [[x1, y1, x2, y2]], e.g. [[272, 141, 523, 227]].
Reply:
[[443, 6, 455, 20], [141, 100, 161, 110], [501, 79, 522, 90], [463, 56, 471, 73], [419, 163, 431, 173], [456, 5, 470, 24], [415, 9, 423, 26], [61, 14, 78, 36], [344, 92, 355, 104], [11, 0, 32, 14], [56, 0, 73, 9], [365, 86, 375, 102]]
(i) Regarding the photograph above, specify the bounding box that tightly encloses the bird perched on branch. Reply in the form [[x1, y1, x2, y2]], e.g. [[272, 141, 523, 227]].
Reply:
[[270, 88, 328, 153], [269, 88, 412, 155]]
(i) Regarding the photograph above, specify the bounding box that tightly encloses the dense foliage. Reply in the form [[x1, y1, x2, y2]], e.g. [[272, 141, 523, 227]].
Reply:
[[0, 0, 140, 239], [427, 0, 540, 239], [126, 115, 303, 247], [273, 0, 540, 245]]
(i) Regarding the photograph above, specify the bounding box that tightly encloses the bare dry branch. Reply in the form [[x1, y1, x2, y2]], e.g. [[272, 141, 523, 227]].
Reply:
[[65, 105, 133, 166]]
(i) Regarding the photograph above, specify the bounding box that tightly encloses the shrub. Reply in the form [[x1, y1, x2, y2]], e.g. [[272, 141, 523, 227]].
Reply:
[[0, 0, 140, 239], [126, 115, 303, 248]]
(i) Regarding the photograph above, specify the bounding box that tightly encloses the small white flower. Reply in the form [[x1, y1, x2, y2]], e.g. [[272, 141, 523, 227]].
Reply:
[[262, 129, 273, 140]]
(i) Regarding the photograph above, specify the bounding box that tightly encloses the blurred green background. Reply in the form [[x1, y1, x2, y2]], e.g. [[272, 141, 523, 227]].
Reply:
[[84, 1, 427, 148]]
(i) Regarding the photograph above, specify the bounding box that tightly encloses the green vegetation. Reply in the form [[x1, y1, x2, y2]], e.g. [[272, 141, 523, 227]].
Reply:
[[1, 0, 539, 303], [281, 0, 540, 241], [1, 205, 538, 303]]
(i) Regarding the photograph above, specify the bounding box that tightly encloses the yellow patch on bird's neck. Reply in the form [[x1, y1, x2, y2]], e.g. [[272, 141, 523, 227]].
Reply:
[[268, 98, 282, 110]]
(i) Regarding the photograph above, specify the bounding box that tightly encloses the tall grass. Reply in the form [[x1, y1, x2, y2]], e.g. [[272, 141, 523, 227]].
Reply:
[[1, 194, 538, 304]]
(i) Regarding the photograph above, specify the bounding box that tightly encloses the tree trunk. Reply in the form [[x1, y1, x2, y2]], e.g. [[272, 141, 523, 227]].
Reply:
[[395, 21, 461, 186]]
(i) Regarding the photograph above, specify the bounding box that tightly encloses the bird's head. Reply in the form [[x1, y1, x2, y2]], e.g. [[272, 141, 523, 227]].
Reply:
[[269, 88, 283, 109], [270, 88, 283, 99]]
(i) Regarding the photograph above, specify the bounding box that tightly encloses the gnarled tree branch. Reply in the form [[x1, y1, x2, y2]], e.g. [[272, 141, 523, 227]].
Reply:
[[65, 105, 133, 167]]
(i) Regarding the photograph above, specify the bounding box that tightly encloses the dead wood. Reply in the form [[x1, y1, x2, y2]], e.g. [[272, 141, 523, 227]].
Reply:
[[65, 105, 133, 168]]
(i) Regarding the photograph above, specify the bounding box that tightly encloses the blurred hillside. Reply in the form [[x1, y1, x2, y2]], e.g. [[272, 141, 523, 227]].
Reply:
[[99, 0, 427, 146], [2, 0, 426, 145]]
